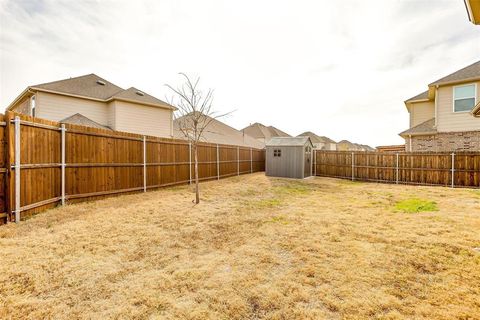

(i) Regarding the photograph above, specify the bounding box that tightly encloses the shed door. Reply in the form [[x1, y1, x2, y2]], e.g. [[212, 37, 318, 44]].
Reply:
[[304, 146, 312, 177]]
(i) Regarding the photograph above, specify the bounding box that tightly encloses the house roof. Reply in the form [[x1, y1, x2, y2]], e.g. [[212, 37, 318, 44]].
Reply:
[[268, 126, 291, 137], [266, 136, 313, 147], [429, 60, 480, 86], [60, 113, 112, 130], [173, 113, 265, 149], [32, 74, 124, 100], [241, 123, 291, 141], [399, 118, 437, 137], [9, 73, 175, 110], [111, 87, 170, 106], [405, 90, 429, 103], [337, 140, 354, 146]]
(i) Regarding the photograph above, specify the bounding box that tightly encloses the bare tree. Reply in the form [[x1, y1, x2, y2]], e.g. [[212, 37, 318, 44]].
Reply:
[[166, 73, 230, 204]]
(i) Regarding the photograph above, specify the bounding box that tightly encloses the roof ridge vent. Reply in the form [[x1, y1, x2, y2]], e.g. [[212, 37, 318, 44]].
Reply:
[[96, 80, 106, 86], [135, 90, 144, 96]]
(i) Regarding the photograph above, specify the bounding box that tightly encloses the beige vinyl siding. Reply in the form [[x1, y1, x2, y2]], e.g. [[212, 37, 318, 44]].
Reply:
[[35, 91, 109, 125], [114, 101, 172, 137], [409, 101, 435, 127], [436, 81, 480, 132]]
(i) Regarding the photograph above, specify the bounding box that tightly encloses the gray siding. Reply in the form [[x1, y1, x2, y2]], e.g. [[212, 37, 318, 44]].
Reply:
[[266, 146, 304, 179]]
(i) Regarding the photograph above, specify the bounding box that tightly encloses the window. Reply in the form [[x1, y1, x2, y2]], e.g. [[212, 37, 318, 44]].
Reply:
[[273, 149, 281, 157], [453, 84, 476, 112]]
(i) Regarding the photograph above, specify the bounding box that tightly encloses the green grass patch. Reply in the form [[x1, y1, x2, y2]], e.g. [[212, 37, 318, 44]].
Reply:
[[252, 198, 282, 208], [273, 182, 313, 196], [394, 198, 439, 213], [266, 215, 289, 225]]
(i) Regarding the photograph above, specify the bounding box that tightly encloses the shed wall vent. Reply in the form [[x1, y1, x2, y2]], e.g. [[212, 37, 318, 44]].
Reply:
[[135, 91, 144, 96], [96, 80, 106, 85]]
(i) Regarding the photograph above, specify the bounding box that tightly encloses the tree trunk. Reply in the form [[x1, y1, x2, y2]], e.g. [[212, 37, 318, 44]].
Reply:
[[194, 143, 200, 204]]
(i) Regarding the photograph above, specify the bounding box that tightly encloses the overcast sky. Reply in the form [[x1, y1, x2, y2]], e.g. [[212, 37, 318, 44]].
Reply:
[[1, 0, 479, 146]]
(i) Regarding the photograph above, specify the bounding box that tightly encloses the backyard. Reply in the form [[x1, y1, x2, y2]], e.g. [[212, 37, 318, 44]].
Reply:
[[0, 173, 479, 319]]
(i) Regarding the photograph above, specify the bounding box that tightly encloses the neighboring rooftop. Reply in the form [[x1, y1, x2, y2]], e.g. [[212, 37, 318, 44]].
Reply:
[[297, 132, 336, 144], [174, 113, 265, 149], [429, 60, 480, 86], [242, 123, 291, 142], [399, 118, 437, 137], [60, 113, 112, 130], [266, 136, 312, 147], [9, 74, 174, 110]]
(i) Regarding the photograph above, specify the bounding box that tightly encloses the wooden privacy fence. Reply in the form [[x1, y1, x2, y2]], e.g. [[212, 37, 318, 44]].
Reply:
[[0, 112, 265, 224], [314, 150, 480, 188]]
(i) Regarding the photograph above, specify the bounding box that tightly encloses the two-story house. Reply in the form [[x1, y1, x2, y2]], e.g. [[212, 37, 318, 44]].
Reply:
[[400, 60, 480, 151], [6, 74, 176, 138]]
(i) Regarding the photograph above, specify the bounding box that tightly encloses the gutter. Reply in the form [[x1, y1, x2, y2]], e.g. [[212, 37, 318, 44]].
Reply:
[[8, 87, 176, 111]]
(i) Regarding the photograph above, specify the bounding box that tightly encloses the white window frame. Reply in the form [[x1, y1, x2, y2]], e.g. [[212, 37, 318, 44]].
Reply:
[[452, 83, 477, 113]]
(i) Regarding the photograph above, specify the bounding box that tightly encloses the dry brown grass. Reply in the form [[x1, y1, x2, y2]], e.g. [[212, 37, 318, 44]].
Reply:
[[1, 173, 479, 319]]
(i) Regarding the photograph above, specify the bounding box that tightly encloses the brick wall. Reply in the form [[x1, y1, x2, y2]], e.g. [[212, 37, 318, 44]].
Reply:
[[406, 131, 480, 152]]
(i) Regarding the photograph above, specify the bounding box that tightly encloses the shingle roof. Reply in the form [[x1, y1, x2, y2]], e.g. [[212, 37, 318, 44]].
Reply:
[[111, 87, 170, 106], [405, 90, 429, 103], [174, 113, 265, 149], [297, 132, 336, 144], [429, 60, 480, 86], [60, 113, 112, 130], [242, 123, 290, 141], [399, 118, 437, 136], [32, 74, 124, 100], [28, 74, 173, 109], [266, 136, 312, 147]]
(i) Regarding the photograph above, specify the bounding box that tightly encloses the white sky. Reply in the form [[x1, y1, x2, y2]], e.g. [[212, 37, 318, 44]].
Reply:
[[1, 0, 479, 147]]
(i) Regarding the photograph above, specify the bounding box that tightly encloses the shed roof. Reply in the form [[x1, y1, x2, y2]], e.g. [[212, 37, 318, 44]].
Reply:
[[266, 136, 312, 147]]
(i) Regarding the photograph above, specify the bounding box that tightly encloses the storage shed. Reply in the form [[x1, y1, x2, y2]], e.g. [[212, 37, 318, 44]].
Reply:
[[265, 136, 314, 179]]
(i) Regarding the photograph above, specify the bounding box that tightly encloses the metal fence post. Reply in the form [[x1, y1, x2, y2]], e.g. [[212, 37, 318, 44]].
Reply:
[[250, 148, 253, 173], [61, 124, 66, 205], [143, 136, 146, 192], [14, 116, 20, 223], [351, 152, 355, 181], [216, 144, 220, 180], [237, 146, 240, 175], [189, 142, 192, 184], [451, 152, 455, 188], [396, 153, 399, 184]]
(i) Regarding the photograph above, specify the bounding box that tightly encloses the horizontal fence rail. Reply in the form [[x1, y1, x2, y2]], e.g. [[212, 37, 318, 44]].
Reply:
[[314, 150, 480, 188], [1, 112, 265, 223]]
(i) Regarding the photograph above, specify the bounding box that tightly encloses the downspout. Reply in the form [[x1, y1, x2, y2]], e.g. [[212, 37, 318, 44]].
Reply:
[[434, 86, 438, 128], [409, 135, 412, 152]]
